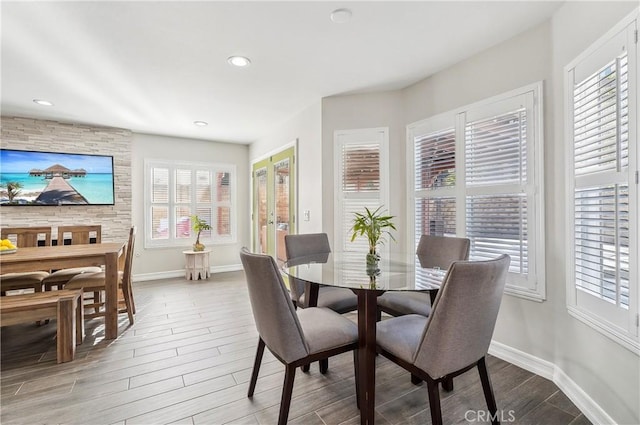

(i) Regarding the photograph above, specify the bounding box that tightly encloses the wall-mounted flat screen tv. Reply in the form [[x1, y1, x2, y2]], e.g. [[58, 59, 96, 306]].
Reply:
[[0, 149, 115, 205]]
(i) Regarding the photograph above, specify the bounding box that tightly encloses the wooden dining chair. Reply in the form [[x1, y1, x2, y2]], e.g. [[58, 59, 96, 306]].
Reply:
[[376, 254, 510, 425], [0, 227, 52, 295], [65, 226, 136, 325], [240, 247, 359, 425], [377, 235, 470, 319], [43, 225, 103, 291]]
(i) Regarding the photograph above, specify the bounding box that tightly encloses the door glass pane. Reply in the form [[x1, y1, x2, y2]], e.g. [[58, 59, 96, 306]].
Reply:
[[255, 168, 268, 254], [275, 159, 290, 262]]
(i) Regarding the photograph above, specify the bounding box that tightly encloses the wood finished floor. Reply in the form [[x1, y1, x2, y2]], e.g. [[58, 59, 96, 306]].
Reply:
[[1, 272, 591, 425]]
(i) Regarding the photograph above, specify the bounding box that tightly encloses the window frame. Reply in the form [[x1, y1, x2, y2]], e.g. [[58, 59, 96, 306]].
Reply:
[[144, 159, 237, 249], [564, 11, 639, 353], [406, 82, 545, 301]]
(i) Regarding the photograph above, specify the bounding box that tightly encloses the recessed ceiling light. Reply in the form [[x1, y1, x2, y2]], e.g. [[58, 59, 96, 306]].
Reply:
[[330, 8, 352, 24], [33, 99, 54, 106], [227, 56, 251, 67], [193, 121, 208, 127]]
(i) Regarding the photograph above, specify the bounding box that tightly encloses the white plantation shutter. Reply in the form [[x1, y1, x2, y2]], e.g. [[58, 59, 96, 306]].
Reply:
[[574, 185, 629, 306], [464, 107, 530, 279], [408, 83, 544, 300], [145, 160, 236, 247], [466, 194, 528, 275], [412, 128, 457, 250], [216, 172, 232, 237], [567, 19, 637, 346], [565, 16, 638, 350], [335, 128, 389, 253]]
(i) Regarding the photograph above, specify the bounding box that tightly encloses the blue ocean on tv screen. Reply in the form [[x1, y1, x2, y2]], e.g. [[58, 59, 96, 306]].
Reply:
[[0, 173, 114, 204]]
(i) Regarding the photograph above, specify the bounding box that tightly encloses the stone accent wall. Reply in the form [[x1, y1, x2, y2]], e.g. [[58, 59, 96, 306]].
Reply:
[[1, 116, 132, 243]]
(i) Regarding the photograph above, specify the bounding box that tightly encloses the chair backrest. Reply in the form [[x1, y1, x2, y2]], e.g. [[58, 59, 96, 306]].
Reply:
[[1, 227, 51, 247], [284, 233, 331, 259], [416, 235, 470, 270], [121, 226, 136, 299], [414, 254, 510, 378], [56, 225, 102, 245], [240, 248, 309, 363], [284, 233, 331, 303]]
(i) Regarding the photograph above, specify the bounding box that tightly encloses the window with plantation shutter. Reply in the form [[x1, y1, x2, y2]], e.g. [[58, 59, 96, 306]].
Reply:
[[463, 105, 531, 283], [566, 16, 638, 351], [408, 82, 544, 301], [335, 128, 389, 254], [145, 160, 236, 248], [412, 127, 457, 251]]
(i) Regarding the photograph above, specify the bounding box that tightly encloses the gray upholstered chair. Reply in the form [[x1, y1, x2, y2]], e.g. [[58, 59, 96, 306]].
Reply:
[[376, 254, 510, 425], [0, 227, 52, 295], [377, 235, 470, 319], [240, 248, 359, 425], [43, 225, 103, 291], [284, 233, 357, 314]]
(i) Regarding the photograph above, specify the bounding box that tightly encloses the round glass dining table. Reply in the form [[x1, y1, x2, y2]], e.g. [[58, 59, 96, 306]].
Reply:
[[282, 251, 447, 425]]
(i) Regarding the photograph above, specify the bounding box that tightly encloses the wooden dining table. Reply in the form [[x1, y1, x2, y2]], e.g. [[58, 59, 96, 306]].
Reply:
[[282, 251, 447, 425], [0, 242, 126, 339]]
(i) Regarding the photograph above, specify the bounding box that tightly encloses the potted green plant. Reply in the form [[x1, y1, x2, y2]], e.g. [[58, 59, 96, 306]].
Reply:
[[350, 206, 396, 267], [191, 215, 212, 251]]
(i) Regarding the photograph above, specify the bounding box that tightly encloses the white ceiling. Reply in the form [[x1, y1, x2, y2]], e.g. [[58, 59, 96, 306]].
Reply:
[[1, 1, 563, 144]]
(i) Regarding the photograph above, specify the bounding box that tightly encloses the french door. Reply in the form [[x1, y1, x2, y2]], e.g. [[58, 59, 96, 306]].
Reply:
[[252, 146, 295, 262]]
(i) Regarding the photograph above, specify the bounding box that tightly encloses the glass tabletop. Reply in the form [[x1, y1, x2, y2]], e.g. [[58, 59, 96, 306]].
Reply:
[[282, 251, 447, 291]]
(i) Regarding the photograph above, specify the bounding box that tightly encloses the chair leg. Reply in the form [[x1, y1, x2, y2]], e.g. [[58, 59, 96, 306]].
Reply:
[[319, 358, 329, 374], [123, 289, 135, 325], [411, 374, 422, 385], [353, 349, 360, 410], [129, 287, 136, 314], [278, 364, 296, 425], [302, 364, 310, 372], [477, 357, 499, 425], [426, 376, 443, 425], [442, 376, 454, 391], [93, 291, 101, 314], [248, 338, 265, 397]]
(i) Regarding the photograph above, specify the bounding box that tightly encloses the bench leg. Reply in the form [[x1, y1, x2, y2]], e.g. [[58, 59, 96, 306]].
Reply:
[[57, 297, 76, 363]]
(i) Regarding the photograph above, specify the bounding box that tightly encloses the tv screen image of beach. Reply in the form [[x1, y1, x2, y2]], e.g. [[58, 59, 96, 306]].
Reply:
[[0, 149, 115, 205]]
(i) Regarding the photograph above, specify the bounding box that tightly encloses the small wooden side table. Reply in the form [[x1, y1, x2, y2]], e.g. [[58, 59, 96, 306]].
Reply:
[[183, 250, 211, 280]]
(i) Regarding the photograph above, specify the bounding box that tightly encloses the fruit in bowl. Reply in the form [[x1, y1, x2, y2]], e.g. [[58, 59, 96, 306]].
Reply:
[[1, 239, 17, 251]]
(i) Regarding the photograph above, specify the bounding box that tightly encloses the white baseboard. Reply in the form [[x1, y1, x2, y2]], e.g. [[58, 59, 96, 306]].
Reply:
[[489, 340, 616, 425], [133, 263, 243, 282]]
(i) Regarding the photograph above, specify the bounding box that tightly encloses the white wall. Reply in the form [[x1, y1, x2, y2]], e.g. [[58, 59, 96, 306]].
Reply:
[[321, 91, 406, 250], [250, 101, 323, 235], [131, 133, 249, 278]]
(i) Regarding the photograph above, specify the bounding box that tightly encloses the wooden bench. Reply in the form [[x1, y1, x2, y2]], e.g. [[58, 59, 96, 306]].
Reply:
[[1, 289, 84, 363]]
